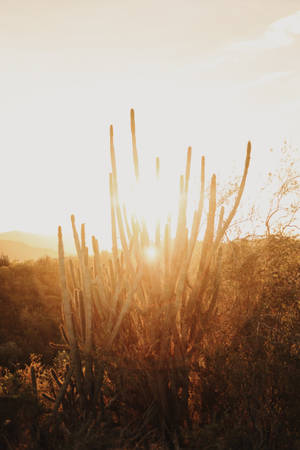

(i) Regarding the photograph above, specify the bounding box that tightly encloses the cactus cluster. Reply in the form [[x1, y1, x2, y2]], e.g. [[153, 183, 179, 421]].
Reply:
[[56, 109, 251, 440]]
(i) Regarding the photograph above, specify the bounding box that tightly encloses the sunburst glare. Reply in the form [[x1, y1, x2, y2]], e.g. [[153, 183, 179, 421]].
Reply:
[[144, 244, 158, 262]]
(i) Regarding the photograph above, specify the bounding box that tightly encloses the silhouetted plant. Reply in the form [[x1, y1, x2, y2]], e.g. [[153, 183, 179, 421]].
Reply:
[[55, 109, 251, 447]]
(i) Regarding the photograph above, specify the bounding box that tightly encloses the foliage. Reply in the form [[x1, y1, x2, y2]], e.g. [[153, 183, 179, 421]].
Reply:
[[0, 254, 9, 267], [263, 142, 300, 236], [0, 257, 61, 367], [217, 141, 300, 239], [0, 114, 299, 448], [0, 235, 298, 448]]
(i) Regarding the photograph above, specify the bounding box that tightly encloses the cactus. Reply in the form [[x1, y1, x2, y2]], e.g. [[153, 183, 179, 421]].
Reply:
[[57, 109, 251, 439]]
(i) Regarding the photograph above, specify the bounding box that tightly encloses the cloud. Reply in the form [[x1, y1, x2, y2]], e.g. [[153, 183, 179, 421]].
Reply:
[[231, 10, 300, 52], [195, 11, 300, 74], [239, 70, 294, 89]]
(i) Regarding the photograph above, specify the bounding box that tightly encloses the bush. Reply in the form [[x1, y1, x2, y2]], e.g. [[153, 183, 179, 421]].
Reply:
[[0, 258, 61, 366]]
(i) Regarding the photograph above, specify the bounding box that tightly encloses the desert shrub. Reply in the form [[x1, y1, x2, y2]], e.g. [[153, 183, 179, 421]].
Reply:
[[1, 240, 299, 449], [0, 254, 9, 267], [0, 258, 61, 366], [194, 235, 300, 449], [0, 355, 45, 449]]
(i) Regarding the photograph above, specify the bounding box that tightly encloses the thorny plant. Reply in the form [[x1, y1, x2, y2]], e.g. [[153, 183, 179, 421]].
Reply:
[[54, 109, 251, 447]]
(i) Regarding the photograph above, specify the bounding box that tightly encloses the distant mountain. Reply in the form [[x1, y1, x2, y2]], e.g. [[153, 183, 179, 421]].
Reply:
[[0, 239, 58, 261], [0, 231, 56, 249], [0, 231, 75, 256]]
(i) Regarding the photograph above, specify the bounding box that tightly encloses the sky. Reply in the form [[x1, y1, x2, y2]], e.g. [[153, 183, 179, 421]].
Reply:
[[1, 0, 300, 249]]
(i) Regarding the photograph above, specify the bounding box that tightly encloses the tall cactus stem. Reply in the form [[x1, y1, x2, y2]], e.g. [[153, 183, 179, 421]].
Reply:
[[130, 108, 139, 181]]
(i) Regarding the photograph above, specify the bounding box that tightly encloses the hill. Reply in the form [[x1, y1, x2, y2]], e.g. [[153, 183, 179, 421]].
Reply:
[[0, 239, 58, 261], [0, 231, 75, 259]]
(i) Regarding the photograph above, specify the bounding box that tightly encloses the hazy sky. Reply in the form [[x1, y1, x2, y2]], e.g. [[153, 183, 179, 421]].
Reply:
[[1, 1, 300, 248]]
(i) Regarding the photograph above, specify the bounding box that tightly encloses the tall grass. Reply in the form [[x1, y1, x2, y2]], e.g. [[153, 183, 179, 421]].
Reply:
[[56, 109, 251, 447]]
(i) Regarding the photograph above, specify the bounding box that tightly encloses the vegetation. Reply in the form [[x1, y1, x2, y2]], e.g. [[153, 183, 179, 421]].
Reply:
[[0, 111, 299, 449], [0, 257, 61, 367], [0, 254, 9, 267]]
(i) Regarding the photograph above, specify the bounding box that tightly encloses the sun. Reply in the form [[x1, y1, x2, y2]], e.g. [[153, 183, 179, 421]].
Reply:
[[108, 108, 235, 254], [119, 174, 180, 240], [144, 244, 158, 262]]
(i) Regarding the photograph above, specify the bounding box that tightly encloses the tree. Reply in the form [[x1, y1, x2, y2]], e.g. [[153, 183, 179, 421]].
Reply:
[[264, 142, 300, 236]]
